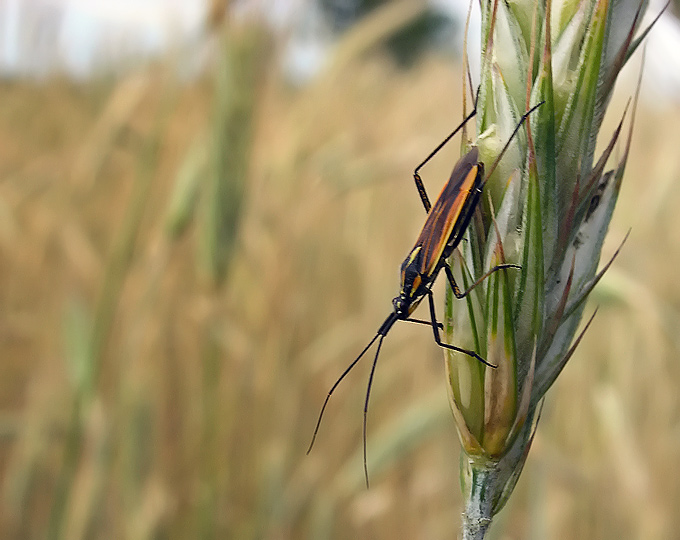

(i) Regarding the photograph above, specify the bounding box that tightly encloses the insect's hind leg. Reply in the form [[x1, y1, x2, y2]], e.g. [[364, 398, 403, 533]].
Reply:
[[413, 108, 477, 214], [425, 289, 495, 368], [444, 261, 521, 299]]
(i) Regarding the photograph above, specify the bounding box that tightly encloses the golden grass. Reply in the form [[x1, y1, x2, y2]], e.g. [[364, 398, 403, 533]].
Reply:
[[0, 20, 679, 540]]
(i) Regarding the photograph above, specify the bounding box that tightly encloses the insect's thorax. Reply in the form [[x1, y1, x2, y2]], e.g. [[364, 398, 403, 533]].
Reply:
[[393, 246, 429, 317]]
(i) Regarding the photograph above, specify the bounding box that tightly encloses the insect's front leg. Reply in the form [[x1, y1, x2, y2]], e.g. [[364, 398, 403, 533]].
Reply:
[[405, 317, 443, 330], [425, 289, 495, 368]]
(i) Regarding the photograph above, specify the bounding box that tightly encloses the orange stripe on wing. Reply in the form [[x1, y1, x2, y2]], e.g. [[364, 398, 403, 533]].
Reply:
[[415, 165, 479, 278]]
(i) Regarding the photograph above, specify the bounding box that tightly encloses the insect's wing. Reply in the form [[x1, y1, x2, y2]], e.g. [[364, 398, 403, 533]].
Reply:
[[414, 147, 482, 278]]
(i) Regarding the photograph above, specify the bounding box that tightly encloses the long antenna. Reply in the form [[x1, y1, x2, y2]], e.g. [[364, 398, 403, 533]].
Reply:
[[362, 334, 385, 488], [306, 332, 382, 455]]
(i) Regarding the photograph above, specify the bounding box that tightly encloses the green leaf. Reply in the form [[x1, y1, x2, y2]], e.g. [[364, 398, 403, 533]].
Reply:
[[531, 8, 558, 268], [554, 0, 607, 209], [514, 152, 544, 369], [481, 251, 518, 456], [493, 0, 531, 105]]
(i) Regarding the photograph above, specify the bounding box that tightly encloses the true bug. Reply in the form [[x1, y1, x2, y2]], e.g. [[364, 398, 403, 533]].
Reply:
[[308, 101, 543, 486]]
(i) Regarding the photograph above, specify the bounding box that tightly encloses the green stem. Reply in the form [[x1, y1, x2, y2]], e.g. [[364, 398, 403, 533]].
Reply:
[[461, 462, 495, 540]]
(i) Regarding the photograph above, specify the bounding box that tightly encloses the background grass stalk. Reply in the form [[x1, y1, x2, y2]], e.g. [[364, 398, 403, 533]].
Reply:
[[47, 95, 167, 540]]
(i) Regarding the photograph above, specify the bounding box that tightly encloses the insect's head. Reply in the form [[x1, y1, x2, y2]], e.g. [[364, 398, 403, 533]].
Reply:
[[391, 293, 408, 317]]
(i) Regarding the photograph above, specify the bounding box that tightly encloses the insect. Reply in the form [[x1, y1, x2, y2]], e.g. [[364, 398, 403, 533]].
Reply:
[[308, 101, 543, 486]]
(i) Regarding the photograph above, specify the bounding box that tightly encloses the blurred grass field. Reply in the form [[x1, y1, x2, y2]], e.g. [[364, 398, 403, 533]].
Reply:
[[1, 14, 680, 540]]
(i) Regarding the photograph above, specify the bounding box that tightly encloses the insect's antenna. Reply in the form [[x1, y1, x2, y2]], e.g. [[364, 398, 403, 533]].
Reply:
[[363, 334, 386, 489], [307, 332, 382, 455], [483, 101, 545, 184]]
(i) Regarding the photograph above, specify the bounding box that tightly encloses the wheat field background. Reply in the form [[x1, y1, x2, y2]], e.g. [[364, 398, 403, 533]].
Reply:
[[0, 15, 679, 540]]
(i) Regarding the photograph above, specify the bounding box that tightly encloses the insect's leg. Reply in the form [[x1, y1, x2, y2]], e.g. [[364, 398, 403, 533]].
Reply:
[[405, 317, 443, 330], [413, 172, 432, 213], [443, 263, 464, 298], [444, 261, 521, 299], [413, 108, 478, 214], [426, 289, 496, 368]]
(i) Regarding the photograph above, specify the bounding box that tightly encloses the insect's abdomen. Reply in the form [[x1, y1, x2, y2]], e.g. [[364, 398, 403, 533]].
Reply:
[[413, 149, 484, 279]]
